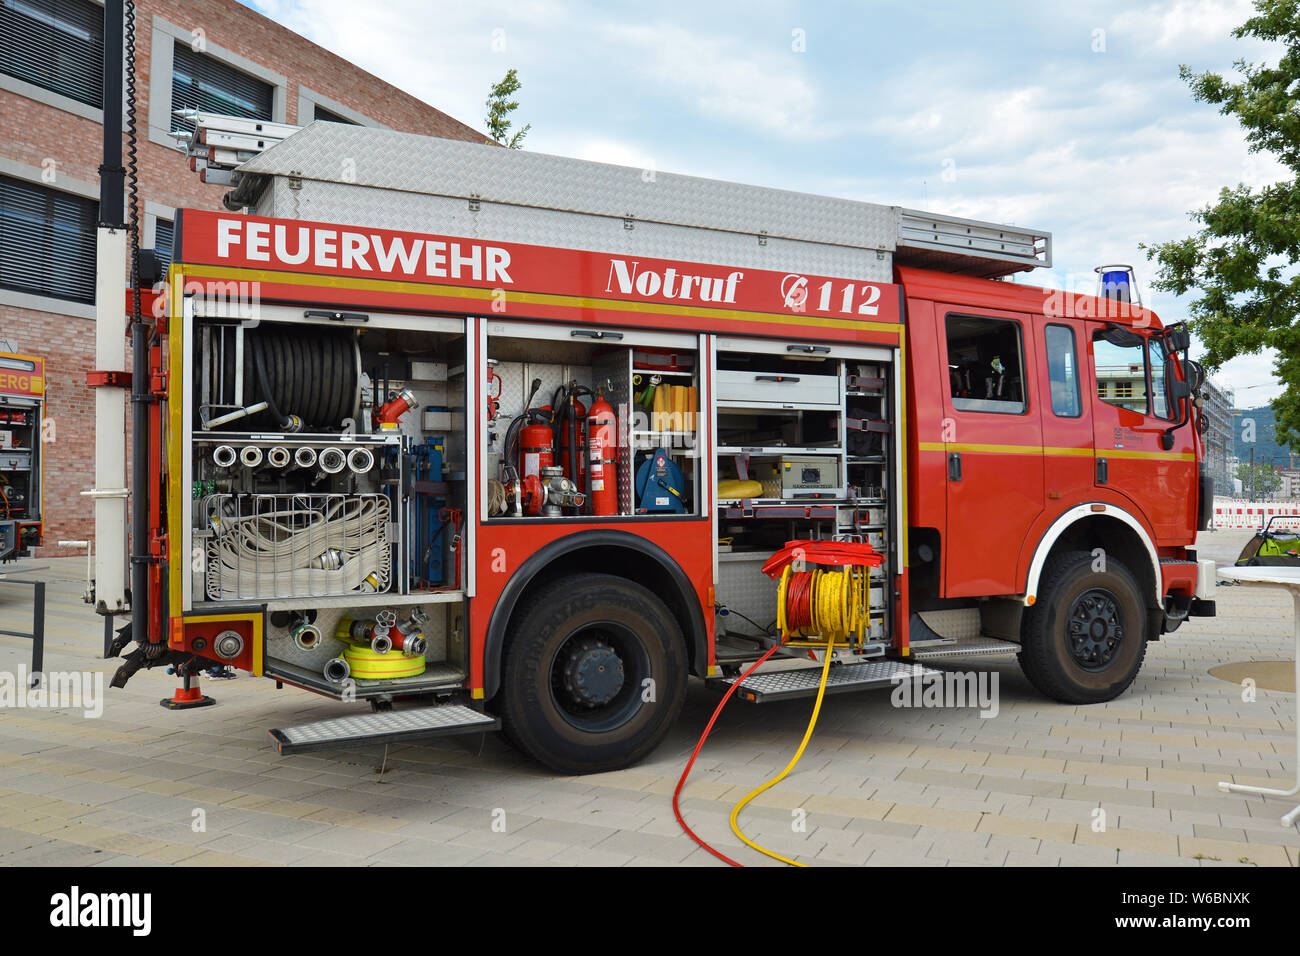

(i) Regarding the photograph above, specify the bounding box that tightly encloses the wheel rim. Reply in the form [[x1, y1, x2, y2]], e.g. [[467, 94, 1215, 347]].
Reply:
[[1066, 588, 1125, 671], [548, 621, 650, 733]]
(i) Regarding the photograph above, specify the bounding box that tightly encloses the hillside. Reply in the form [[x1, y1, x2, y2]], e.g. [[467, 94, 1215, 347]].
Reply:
[[1231, 405, 1297, 467]]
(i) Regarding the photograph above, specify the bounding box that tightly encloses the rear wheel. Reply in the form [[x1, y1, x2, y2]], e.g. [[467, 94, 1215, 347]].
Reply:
[[497, 573, 688, 774], [1018, 550, 1148, 704]]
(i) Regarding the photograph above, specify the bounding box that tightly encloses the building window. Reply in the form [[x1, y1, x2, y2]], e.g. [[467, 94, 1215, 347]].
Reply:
[[0, 0, 104, 108], [1093, 332, 1148, 414], [154, 217, 173, 270], [313, 105, 357, 125], [945, 314, 1027, 414], [0, 173, 97, 304], [170, 40, 273, 136]]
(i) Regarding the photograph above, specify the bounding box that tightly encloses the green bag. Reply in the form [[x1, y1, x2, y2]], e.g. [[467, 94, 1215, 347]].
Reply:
[[1236, 516, 1300, 566]]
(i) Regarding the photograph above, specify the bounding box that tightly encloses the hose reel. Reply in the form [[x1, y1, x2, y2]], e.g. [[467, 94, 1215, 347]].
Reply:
[[202, 324, 361, 432], [768, 540, 884, 644]]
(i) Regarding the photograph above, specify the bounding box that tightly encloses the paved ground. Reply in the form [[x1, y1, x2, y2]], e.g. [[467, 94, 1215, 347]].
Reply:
[[0, 530, 1295, 867]]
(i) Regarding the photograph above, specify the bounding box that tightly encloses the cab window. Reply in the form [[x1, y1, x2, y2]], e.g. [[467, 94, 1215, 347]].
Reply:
[[1044, 324, 1081, 417], [1093, 331, 1149, 414], [946, 314, 1026, 414], [1148, 338, 1170, 419]]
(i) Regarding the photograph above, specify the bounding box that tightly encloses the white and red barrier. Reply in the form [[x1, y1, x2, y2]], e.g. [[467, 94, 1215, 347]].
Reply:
[[1212, 499, 1300, 530]]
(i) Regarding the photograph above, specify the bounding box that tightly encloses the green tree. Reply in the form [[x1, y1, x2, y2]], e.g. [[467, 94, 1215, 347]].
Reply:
[[1143, 0, 1300, 452], [485, 68, 531, 149], [1236, 461, 1280, 497]]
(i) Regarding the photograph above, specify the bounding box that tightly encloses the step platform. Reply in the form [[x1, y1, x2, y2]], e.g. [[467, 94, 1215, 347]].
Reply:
[[908, 636, 1020, 661], [709, 659, 941, 703], [269, 703, 499, 755]]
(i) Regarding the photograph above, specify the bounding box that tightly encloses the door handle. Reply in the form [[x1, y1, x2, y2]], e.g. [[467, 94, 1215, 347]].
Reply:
[[948, 452, 962, 482], [570, 329, 623, 340], [1096, 457, 1108, 484]]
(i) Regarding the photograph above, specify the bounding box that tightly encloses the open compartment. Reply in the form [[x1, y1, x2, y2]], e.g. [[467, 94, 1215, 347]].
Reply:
[[484, 321, 703, 519], [183, 309, 472, 697], [712, 340, 899, 659]]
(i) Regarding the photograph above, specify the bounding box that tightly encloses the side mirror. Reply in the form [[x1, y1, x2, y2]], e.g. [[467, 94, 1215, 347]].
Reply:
[[1163, 323, 1191, 353]]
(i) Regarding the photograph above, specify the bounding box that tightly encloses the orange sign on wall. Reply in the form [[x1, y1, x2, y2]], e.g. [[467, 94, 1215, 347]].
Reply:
[[0, 352, 45, 398]]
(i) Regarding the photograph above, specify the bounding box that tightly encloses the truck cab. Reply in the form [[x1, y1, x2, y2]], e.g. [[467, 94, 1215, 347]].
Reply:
[[902, 267, 1214, 703]]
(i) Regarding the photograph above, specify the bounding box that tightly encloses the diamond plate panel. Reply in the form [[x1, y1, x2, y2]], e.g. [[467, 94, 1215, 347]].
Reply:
[[716, 659, 939, 701], [718, 555, 778, 636], [530, 364, 568, 420], [909, 636, 1020, 660], [259, 179, 894, 282], [271, 703, 496, 754], [242, 124, 901, 253], [917, 608, 982, 642], [494, 360, 527, 423]]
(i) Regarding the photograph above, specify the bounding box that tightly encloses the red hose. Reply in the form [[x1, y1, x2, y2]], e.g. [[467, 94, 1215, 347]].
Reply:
[[673, 642, 783, 867], [786, 571, 814, 632]]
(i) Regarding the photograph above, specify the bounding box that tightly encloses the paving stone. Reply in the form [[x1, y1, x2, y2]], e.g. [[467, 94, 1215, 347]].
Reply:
[[4, 543, 1297, 868]]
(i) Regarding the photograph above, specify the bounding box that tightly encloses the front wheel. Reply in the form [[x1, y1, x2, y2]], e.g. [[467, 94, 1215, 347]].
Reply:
[[1018, 550, 1148, 704], [497, 573, 688, 774]]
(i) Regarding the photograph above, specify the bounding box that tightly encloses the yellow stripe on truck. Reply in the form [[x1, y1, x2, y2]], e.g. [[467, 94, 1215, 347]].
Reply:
[[917, 441, 1194, 462]]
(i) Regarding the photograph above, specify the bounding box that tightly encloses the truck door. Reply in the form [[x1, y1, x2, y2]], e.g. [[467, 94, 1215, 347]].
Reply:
[[1088, 325, 1193, 539], [939, 309, 1045, 597], [1037, 321, 1093, 506]]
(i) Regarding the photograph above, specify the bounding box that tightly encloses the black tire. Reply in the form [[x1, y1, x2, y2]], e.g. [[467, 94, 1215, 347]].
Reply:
[[1018, 550, 1149, 704], [496, 572, 688, 774]]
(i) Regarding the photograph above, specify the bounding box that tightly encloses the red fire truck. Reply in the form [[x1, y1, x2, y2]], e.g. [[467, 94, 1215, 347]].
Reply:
[[93, 117, 1216, 773]]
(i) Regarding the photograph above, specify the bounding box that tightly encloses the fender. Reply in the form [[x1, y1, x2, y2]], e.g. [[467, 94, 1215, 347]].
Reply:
[[481, 529, 708, 701], [1022, 502, 1162, 606]]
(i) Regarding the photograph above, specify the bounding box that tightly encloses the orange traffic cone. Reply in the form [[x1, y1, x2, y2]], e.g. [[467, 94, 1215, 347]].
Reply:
[[160, 668, 215, 710]]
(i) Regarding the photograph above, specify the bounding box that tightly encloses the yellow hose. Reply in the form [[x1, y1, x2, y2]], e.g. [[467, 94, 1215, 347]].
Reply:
[[729, 638, 835, 866], [730, 562, 870, 865]]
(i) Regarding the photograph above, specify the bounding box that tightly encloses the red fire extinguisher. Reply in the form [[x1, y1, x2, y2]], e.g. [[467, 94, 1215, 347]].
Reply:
[[519, 415, 553, 482], [588, 391, 618, 516]]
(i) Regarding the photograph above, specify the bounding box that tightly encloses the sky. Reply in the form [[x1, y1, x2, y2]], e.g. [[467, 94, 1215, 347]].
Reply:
[[245, 0, 1287, 405]]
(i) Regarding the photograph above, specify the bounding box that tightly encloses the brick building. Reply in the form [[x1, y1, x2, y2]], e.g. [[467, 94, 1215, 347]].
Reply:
[[1, 0, 484, 555]]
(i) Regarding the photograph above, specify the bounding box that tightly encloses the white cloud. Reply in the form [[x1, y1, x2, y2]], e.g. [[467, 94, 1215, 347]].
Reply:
[[242, 0, 563, 132], [596, 22, 820, 137], [1111, 0, 1257, 49]]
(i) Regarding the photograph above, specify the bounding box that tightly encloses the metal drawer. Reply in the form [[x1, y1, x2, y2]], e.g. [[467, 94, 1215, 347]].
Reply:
[[716, 369, 839, 407]]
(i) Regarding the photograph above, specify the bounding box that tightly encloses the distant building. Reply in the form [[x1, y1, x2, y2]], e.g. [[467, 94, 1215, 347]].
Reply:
[[1201, 378, 1234, 495], [1094, 357, 1148, 412], [1278, 469, 1300, 500]]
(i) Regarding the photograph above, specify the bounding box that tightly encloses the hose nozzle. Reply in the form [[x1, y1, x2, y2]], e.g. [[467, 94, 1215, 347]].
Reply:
[[323, 658, 350, 683], [346, 446, 375, 474]]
